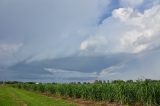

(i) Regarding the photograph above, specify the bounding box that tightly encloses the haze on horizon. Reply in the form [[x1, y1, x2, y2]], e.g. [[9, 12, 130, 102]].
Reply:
[[1, 0, 160, 82]]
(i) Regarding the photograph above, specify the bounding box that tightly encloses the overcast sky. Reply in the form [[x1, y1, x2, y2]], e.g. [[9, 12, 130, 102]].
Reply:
[[1, 0, 160, 82]]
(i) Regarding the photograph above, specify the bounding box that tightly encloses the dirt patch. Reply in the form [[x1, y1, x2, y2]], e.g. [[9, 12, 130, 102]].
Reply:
[[42, 93, 122, 106], [70, 99, 121, 106]]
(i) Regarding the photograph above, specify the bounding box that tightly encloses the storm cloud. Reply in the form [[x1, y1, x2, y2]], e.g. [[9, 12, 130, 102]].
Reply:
[[0, 0, 160, 82]]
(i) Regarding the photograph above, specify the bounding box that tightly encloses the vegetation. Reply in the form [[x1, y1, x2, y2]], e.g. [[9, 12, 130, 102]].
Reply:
[[0, 85, 75, 106], [5, 79, 160, 105]]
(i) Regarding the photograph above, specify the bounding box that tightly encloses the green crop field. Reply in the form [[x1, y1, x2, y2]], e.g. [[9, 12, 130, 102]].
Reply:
[[0, 85, 75, 106], [9, 80, 160, 106], [1, 79, 160, 106]]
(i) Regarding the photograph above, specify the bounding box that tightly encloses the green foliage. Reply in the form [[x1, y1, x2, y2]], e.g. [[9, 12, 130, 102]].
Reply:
[[10, 80, 160, 105]]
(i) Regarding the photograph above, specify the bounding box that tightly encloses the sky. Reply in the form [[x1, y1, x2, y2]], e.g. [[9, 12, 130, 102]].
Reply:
[[1, 0, 160, 82]]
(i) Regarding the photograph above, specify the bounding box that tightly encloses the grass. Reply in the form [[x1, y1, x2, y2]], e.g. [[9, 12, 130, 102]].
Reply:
[[0, 85, 75, 106]]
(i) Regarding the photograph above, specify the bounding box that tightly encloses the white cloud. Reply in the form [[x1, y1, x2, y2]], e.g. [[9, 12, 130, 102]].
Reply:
[[112, 8, 142, 22], [97, 64, 125, 80], [80, 5, 160, 54], [80, 36, 108, 51], [119, 5, 160, 53]]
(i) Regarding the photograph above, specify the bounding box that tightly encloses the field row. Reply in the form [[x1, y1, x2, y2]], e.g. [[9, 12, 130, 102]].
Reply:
[[11, 81, 160, 105]]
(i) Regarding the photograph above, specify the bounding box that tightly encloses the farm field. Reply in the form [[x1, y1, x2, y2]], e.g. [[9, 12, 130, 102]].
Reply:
[[10, 80, 160, 106], [0, 85, 75, 106], [2, 80, 160, 106]]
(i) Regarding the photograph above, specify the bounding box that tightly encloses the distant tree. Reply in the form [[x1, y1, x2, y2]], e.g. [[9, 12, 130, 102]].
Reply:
[[0, 81, 3, 84], [77, 82, 81, 84], [99, 80, 103, 84], [83, 82, 87, 84], [52, 82, 56, 84], [126, 80, 133, 83], [94, 80, 103, 84], [26, 82, 35, 84], [5, 81, 20, 84], [144, 79, 152, 84], [112, 80, 125, 84], [87, 82, 90, 84], [70, 82, 76, 84]]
